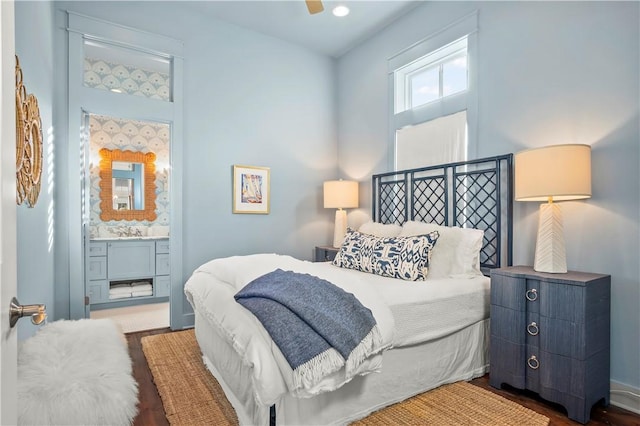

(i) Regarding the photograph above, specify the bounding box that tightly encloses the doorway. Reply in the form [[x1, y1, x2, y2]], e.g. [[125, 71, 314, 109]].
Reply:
[[66, 12, 186, 329], [84, 113, 171, 333]]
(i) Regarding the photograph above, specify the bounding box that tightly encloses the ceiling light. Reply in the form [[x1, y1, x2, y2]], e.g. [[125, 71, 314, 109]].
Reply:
[[332, 5, 350, 17]]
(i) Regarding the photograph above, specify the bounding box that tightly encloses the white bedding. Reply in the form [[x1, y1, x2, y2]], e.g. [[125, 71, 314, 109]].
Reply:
[[319, 265, 490, 346], [184, 253, 491, 424], [195, 311, 489, 425], [184, 254, 396, 406]]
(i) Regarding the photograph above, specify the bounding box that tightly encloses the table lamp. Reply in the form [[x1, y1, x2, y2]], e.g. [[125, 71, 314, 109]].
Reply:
[[324, 180, 359, 248], [515, 144, 591, 273]]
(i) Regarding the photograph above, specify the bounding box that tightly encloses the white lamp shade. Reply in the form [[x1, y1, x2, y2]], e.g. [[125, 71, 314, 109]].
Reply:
[[323, 180, 359, 209], [515, 144, 591, 202], [515, 144, 592, 274]]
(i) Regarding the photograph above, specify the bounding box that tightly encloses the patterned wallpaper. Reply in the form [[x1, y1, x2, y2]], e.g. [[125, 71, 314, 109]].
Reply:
[[89, 114, 170, 237], [84, 57, 170, 101]]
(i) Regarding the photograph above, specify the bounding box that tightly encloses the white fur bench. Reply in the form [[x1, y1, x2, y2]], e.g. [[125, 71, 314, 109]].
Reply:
[[17, 319, 139, 425]]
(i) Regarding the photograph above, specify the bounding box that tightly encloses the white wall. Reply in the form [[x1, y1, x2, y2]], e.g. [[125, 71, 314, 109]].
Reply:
[[51, 1, 338, 322], [15, 1, 55, 339], [338, 0, 639, 399]]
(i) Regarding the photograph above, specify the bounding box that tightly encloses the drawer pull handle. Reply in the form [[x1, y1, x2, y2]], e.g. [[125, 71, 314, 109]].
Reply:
[[527, 355, 540, 370], [525, 288, 538, 301], [527, 322, 539, 336]]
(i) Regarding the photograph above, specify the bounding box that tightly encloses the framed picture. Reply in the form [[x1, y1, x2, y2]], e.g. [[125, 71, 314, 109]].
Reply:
[[232, 165, 270, 214]]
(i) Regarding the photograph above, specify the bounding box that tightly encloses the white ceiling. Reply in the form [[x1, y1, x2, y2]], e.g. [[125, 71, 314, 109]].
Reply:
[[186, 1, 422, 58]]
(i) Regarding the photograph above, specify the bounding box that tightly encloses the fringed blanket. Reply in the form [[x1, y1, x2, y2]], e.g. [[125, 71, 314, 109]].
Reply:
[[234, 268, 384, 391]]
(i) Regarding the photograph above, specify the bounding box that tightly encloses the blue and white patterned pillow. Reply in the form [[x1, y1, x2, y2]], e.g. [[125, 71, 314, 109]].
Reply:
[[333, 229, 440, 281]]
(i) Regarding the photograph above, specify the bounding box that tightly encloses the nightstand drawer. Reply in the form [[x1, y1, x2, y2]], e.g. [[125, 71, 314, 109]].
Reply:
[[315, 246, 338, 262]]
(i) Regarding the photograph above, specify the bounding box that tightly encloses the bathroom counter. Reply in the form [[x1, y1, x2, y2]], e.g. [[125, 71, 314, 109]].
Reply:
[[91, 236, 169, 241]]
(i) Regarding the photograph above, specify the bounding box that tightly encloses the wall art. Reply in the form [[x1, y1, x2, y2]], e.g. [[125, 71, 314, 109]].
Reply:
[[232, 165, 270, 214]]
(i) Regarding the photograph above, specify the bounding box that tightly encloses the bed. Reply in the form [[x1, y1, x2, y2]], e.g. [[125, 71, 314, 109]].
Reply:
[[184, 155, 513, 425]]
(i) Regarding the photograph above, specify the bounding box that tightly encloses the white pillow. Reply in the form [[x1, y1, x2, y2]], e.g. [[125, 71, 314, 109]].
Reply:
[[358, 221, 402, 238], [399, 221, 484, 279]]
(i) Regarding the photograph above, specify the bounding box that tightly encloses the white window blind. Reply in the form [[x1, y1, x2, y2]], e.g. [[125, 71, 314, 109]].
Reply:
[[395, 110, 467, 171]]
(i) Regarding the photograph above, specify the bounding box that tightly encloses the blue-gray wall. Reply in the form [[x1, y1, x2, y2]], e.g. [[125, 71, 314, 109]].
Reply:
[[15, 0, 639, 410], [15, 1, 56, 340], [50, 1, 338, 321], [337, 0, 640, 401]]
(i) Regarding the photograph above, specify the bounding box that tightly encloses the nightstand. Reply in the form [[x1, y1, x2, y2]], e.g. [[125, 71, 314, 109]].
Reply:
[[314, 246, 339, 262], [489, 266, 611, 424]]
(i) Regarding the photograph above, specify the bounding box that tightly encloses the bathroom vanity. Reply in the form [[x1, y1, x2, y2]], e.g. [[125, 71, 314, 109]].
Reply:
[[86, 237, 170, 308]]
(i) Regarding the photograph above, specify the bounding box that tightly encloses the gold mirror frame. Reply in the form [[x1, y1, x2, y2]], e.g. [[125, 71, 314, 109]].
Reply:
[[16, 55, 43, 208], [99, 148, 157, 221]]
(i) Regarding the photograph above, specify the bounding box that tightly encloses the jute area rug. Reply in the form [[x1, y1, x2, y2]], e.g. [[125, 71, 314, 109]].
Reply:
[[142, 330, 549, 426]]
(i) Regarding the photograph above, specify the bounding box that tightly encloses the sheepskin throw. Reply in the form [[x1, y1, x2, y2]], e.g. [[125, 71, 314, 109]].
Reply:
[[17, 318, 138, 425]]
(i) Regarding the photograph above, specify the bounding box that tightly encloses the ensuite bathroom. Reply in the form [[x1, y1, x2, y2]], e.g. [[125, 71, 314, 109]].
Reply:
[[84, 48, 173, 332]]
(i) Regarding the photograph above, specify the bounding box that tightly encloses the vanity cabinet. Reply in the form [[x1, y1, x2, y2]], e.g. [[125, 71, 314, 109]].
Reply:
[[86, 238, 170, 306], [489, 266, 610, 424], [107, 240, 155, 280]]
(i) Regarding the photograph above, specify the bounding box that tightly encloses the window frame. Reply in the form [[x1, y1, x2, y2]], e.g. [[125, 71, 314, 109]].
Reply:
[[387, 11, 478, 171], [396, 37, 468, 113]]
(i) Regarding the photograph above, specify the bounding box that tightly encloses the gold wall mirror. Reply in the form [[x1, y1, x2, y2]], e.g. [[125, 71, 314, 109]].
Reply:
[[99, 148, 157, 221], [16, 55, 44, 208]]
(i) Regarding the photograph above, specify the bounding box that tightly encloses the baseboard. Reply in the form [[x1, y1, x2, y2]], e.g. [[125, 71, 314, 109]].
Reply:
[[610, 380, 640, 414]]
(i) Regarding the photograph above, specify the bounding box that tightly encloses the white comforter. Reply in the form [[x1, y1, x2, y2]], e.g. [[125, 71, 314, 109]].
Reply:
[[184, 253, 395, 407]]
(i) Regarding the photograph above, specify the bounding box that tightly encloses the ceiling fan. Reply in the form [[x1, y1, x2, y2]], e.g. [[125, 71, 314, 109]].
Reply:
[[305, 0, 324, 15]]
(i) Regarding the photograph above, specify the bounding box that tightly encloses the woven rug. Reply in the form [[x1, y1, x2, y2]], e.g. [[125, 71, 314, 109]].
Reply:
[[142, 329, 549, 426]]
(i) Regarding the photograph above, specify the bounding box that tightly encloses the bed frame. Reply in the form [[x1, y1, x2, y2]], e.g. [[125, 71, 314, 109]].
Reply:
[[264, 155, 514, 424], [372, 154, 513, 275]]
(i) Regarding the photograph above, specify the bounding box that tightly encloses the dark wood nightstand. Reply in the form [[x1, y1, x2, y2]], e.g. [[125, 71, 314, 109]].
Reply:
[[489, 266, 611, 424], [314, 246, 339, 262]]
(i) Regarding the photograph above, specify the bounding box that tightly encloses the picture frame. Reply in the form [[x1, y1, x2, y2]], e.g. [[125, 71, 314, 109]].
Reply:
[[232, 165, 270, 214]]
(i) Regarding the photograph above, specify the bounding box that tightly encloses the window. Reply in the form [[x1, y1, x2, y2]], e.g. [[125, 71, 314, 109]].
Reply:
[[83, 40, 172, 102], [394, 37, 468, 114], [388, 12, 477, 170]]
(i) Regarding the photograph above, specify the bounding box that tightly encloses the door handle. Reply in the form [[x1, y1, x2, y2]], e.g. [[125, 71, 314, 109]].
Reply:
[[9, 297, 47, 328]]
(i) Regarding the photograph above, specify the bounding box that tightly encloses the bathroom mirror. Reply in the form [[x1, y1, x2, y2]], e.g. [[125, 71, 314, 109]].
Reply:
[[99, 148, 157, 221], [112, 161, 144, 210]]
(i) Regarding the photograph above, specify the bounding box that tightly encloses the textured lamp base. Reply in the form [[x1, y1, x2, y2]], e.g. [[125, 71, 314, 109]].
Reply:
[[333, 209, 347, 248], [534, 202, 567, 273]]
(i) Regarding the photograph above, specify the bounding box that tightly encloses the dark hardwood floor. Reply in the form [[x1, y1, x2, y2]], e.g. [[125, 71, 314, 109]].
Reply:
[[127, 328, 640, 426], [128, 328, 170, 426]]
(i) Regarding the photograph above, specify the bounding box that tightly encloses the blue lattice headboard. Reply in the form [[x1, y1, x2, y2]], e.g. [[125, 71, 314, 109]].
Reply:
[[372, 154, 513, 274]]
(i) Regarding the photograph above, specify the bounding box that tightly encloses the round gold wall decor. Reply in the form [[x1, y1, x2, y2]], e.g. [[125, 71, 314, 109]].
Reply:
[[15, 55, 43, 208]]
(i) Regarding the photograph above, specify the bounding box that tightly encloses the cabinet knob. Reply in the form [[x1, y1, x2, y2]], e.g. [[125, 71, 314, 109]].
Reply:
[[527, 322, 539, 336], [525, 288, 538, 301], [527, 355, 540, 370]]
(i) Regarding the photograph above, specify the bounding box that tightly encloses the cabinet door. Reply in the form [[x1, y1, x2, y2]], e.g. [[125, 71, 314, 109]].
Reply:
[[156, 253, 170, 276], [156, 240, 170, 254], [107, 241, 155, 280], [88, 280, 108, 304], [87, 257, 107, 280], [89, 242, 107, 257], [155, 275, 170, 297]]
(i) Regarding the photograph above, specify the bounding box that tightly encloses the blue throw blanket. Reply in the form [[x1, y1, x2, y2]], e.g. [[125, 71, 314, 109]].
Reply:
[[234, 268, 382, 390]]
